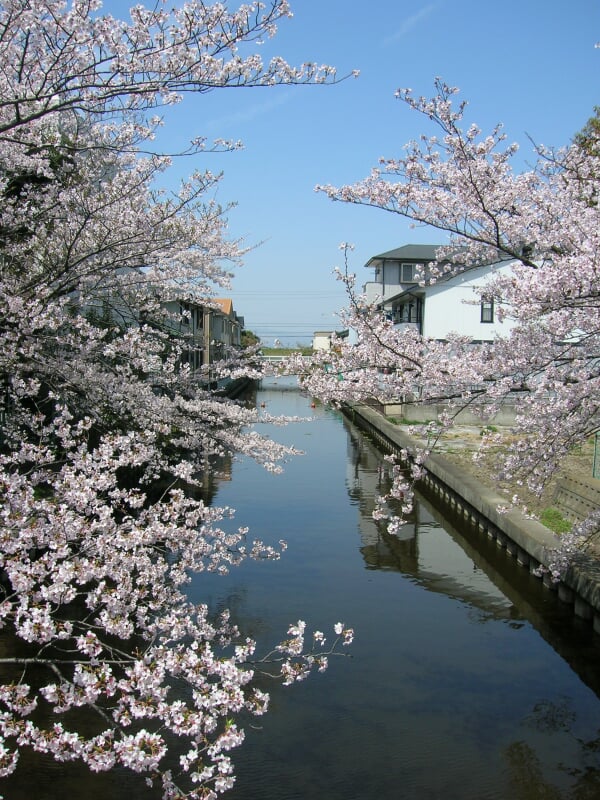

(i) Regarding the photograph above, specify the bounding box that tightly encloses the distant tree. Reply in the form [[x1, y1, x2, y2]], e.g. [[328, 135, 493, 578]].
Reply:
[[241, 329, 261, 349], [574, 106, 600, 156], [0, 2, 354, 797], [301, 79, 600, 572]]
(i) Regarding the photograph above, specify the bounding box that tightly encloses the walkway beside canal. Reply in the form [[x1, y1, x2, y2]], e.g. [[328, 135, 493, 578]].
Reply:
[[346, 403, 600, 635]]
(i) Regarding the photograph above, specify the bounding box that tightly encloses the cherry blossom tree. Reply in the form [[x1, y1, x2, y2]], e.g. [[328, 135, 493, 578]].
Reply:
[[303, 78, 600, 562], [0, 2, 354, 797]]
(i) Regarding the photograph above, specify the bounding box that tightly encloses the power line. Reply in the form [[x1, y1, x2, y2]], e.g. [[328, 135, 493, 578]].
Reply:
[[232, 291, 344, 296]]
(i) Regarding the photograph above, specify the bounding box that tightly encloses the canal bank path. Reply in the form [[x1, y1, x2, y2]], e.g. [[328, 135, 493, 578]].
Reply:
[[345, 403, 600, 636]]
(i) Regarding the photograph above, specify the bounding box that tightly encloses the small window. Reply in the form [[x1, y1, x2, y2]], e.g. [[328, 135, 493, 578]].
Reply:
[[401, 263, 415, 282], [179, 301, 191, 325], [481, 299, 494, 323]]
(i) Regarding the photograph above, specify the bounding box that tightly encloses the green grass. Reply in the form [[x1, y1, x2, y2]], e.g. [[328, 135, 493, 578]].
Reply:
[[540, 507, 572, 534], [395, 418, 435, 426], [261, 346, 313, 356], [480, 425, 499, 435]]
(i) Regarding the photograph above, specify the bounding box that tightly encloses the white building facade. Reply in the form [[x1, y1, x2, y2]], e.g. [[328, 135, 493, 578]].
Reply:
[[364, 244, 517, 342]]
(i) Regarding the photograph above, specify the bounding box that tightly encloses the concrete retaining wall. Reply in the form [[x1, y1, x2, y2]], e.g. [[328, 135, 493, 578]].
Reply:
[[554, 476, 600, 523], [346, 403, 600, 635], [382, 400, 518, 426]]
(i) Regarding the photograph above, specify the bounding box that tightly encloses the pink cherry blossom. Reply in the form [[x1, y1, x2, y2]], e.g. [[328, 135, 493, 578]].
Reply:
[[0, 2, 353, 796], [307, 77, 600, 576]]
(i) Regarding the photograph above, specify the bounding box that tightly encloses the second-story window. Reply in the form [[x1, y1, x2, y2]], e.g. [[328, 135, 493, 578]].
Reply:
[[481, 298, 494, 323], [179, 301, 190, 326], [401, 263, 415, 282]]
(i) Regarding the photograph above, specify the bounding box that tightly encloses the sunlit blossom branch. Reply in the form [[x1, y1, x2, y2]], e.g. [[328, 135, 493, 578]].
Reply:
[[0, 1, 356, 795], [307, 77, 600, 573]]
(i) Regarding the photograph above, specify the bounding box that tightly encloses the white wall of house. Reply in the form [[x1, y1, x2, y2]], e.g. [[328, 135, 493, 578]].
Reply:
[[313, 331, 333, 351], [420, 260, 516, 341]]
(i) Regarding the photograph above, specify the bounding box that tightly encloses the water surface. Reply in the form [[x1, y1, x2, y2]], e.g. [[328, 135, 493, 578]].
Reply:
[[5, 375, 600, 800], [200, 376, 600, 800]]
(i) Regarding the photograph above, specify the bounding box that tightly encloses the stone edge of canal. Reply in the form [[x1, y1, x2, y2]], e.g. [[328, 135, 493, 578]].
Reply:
[[343, 402, 600, 636]]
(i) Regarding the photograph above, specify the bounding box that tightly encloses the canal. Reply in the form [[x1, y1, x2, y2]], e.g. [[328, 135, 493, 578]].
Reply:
[[4, 375, 600, 799], [199, 376, 600, 800]]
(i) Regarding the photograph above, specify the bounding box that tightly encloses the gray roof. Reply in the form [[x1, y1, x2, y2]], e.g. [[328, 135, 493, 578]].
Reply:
[[365, 244, 442, 266]]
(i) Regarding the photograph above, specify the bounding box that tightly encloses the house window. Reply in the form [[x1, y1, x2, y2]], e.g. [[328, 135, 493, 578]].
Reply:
[[400, 302, 415, 322], [179, 301, 191, 326], [392, 299, 421, 324], [481, 298, 494, 323], [401, 263, 415, 282]]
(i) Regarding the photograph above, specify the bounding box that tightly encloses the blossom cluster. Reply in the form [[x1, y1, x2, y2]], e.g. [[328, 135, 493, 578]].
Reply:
[[305, 78, 600, 571], [0, 1, 353, 797]]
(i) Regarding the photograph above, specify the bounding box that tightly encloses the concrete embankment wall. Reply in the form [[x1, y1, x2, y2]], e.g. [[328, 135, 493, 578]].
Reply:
[[382, 399, 518, 426], [346, 403, 600, 636]]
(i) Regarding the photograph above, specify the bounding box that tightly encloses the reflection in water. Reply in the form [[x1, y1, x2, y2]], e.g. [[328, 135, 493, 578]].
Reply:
[[510, 698, 600, 800], [345, 415, 521, 622], [526, 697, 578, 734], [340, 396, 600, 800], [346, 409, 600, 695], [505, 731, 600, 800], [3, 375, 600, 800], [505, 741, 564, 800], [211, 379, 600, 800]]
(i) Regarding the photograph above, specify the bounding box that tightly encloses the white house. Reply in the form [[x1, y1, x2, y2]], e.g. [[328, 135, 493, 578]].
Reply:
[[364, 244, 439, 306], [364, 244, 517, 342], [312, 329, 349, 352], [363, 245, 522, 423]]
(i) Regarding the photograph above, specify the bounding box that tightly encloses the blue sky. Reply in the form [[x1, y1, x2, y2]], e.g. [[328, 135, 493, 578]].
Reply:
[[108, 1, 600, 345]]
